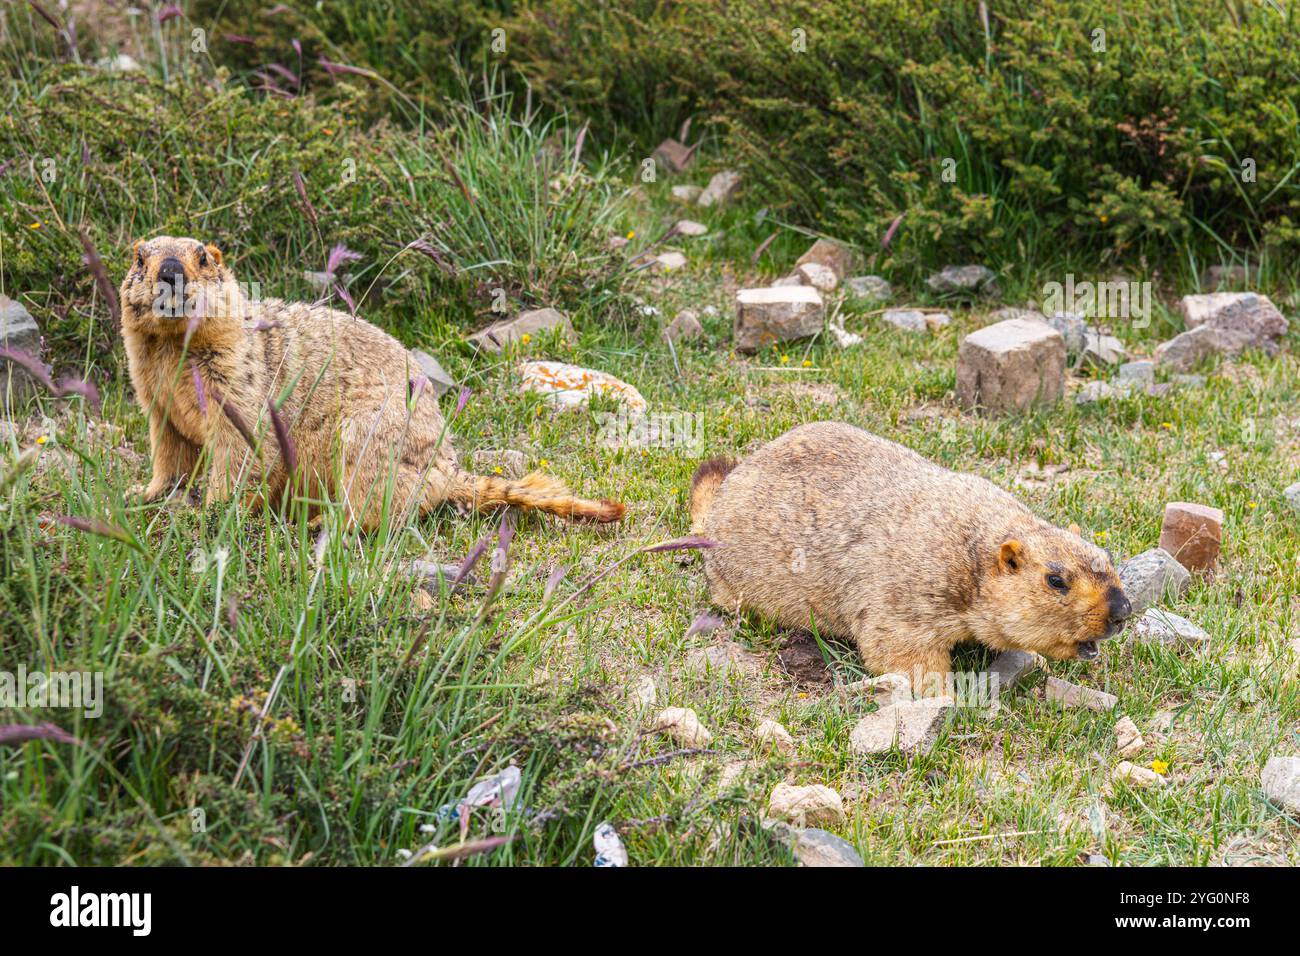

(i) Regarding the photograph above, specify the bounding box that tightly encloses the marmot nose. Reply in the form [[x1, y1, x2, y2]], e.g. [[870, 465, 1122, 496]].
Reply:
[[157, 257, 186, 287], [1107, 587, 1132, 624]]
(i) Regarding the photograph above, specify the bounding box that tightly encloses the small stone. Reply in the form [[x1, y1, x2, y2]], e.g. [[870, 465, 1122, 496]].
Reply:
[[1082, 330, 1126, 367], [95, 53, 142, 72], [794, 239, 859, 282], [520, 360, 647, 414], [409, 349, 455, 397], [1046, 311, 1088, 356], [956, 318, 1066, 415], [1260, 756, 1300, 812], [1119, 548, 1191, 615], [472, 448, 527, 480], [468, 307, 575, 353], [924, 312, 953, 330], [1155, 325, 1223, 372], [664, 309, 704, 343], [791, 828, 864, 867], [1133, 608, 1209, 645], [1199, 264, 1250, 290], [607, 235, 630, 251], [675, 219, 708, 237], [734, 286, 824, 353], [1114, 716, 1145, 757], [652, 138, 695, 174], [653, 251, 687, 273], [698, 170, 742, 207], [651, 707, 713, 748], [1087, 855, 1111, 867], [796, 262, 839, 292], [880, 309, 927, 333], [844, 275, 891, 302], [770, 274, 804, 287], [988, 650, 1044, 691], [849, 696, 954, 756], [766, 783, 846, 827], [671, 184, 703, 204], [1112, 761, 1164, 788], [1284, 481, 1300, 516], [406, 560, 468, 593], [842, 672, 912, 705], [1117, 360, 1155, 386], [1173, 373, 1206, 388], [1158, 501, 1223, 573], [1179, 292, 1287, 353], [683, 641, 762, 679], [0, 295, 42, 410], [754, 719, 795, 756], [926, 264, 999, 297], [1045, 677, 1117, 712], [1075, 380, 1125, 406]]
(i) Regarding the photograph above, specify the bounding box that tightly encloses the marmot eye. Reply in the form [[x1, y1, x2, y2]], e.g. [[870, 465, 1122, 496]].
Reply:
[[1046, 573, 1068, 592], [136, 253, 144, 268]]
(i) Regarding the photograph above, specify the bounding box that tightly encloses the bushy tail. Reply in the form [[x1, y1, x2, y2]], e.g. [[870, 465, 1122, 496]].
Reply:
[[451, 470, 625, 522], [689, 457, 736, 533]]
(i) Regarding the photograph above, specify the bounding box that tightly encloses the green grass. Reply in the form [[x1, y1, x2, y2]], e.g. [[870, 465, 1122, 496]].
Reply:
[[2, 3, 1299, 867]]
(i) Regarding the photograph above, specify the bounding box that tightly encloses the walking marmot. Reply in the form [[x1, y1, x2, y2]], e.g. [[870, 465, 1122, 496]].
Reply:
[[120, 236, 624, 530], [689, 422, 1131, 682]]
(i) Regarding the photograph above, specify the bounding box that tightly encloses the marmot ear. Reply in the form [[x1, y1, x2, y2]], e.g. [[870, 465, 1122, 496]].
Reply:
[[1067, 522, 1082, 537], [205, 243, 223, 265], [131, 239, 143, 261], [998, 539, 1023, 573]]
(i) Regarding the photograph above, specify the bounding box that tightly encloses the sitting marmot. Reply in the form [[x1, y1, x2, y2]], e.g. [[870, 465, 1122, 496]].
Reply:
[[689, 422, 1130, 682], [120, 236, 624, 530]]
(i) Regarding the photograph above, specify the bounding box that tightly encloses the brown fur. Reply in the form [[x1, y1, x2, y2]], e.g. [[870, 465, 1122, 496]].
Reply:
[[690, 422, 1131, 685], [119, 236, 625, 530]]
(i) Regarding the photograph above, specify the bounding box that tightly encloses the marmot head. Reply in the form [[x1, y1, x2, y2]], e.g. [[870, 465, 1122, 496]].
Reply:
[[120, 236, 244, 335], [972, 523, 1132, 662]]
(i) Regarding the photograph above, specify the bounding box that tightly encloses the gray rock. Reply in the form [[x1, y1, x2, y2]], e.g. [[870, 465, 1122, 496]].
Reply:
[[926, 264, 999, 297], [1082, 330, 1126, 367], [1261, 756, 1300, 813], [1284, 481, 1300, 516], [670, 184, 703, 204], [1045, 677, 1117, 712], [956, 318, 1066, 415], [1179, 292, 1287, 353], [849, 696, 954, 756], [467, 307, 576, 353], [675, 219, 708, 237], [407, 559, 472, 592], [1133, 608, 1208, 645], [734, 286, 824, 353], [1075, 380, 1126, 406], [881, 309, 927, 333], [1087, 855, 1111, 867], [472, 448, 527, 479], [1155, 325, 1224, 372], [698, 170, 742, 207], [664, 309, 704, 343], [409, 349, 455, 397], [792, 828, 865, 867], [0, 295, 42, 409], [1117, 360, 1155, 385], [1119, 548, 1191, 616], [1046, 311, 1088, 356], [844, 275, 892, 302], [988, 650, 1044, 692]]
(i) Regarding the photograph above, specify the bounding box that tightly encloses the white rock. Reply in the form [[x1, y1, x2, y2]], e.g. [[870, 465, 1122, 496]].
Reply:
[[654, 251, 687, 272], [1045, 677, 1117, 712], [671, 184, 703, 204], [651, 707, 713, 747], [1284, 481, 1300, 516], [849, 696, 953, 755], [1112, 761, 1164, 788], [593, 821, 628, 867], [519, 360, 647, 414], [629, 675, 657, 709], [1261, 756, 1300, 812], [468, 307, 576, 353], [754, 719, 795, 756], [1133, 608, 1209, 645], [880, 309, 927, 333], [734, 286, 824, 353], [766, 782, 846, 827], [675, 219, 708, 237], [796, 262, 839, 292], [1075, 380, 1126, 405], [844, 275, 891, 302], [698, 170, 741, 207], [956, 318, 1066, 414], [1114, 716, 1145, 757], [842, 672, 912, 705]]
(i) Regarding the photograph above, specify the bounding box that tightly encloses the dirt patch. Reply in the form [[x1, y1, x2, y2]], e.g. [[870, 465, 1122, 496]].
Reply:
[[776, 633, 833, 689]]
